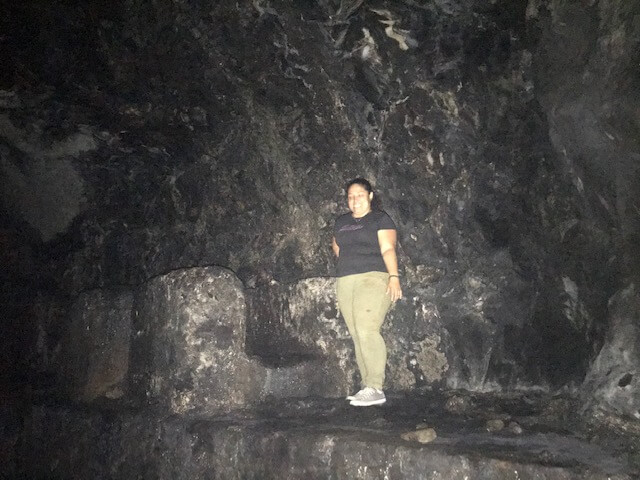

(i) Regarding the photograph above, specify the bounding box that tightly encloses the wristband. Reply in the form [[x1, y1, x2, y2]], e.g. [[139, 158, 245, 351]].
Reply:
[[389, 275, 400, 278]]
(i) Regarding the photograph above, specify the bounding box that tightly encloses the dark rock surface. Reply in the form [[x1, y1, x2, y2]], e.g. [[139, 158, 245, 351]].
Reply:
[[128, 266, 347, 413], [2, 0, 629, 393], [128, 266, 258, 414], [15, 393, 635, 479], [529, 0, 640, 280], [247, 277, 358, 391], [582, 284, 640, 421], [60, 288, 132, 401], [1, 0, 640, 477]]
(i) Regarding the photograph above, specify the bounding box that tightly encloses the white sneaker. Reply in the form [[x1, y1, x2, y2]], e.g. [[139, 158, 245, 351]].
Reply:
[[346, 388, 364, 402], [350, 387, 386, 406], [346, 389, 366, 401]]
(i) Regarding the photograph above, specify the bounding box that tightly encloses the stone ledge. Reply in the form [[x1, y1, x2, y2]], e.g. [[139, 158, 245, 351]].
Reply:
[[16, 395, 633, 480]]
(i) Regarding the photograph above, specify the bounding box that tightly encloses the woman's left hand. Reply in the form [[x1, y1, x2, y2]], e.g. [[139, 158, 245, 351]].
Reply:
[[387, 276, 403, 302]]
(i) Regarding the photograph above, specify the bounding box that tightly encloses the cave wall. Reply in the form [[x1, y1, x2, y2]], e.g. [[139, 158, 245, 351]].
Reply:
[[529, 0, 640, 282], [528, 0, 640, 419], [1, 0, 638, 402]]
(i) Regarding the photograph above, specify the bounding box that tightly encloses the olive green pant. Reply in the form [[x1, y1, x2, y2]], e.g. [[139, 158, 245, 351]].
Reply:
[[336, 271, 392, 390]]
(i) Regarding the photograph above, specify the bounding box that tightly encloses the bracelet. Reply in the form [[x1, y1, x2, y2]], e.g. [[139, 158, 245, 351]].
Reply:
[[389, 274, 400, 278]]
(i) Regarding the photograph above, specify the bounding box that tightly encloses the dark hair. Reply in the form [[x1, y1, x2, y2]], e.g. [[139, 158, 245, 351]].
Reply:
[[346, 177, 373, 193], [345, 177, 382, 210]]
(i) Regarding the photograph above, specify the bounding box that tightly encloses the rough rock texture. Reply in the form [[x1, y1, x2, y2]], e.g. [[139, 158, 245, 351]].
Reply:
[[0, 113, 90, 242], [1, 0, 626, 394], [528, 0, 640, 421], [529, 0, 640, 281], [582, 284, 640, 420], [59, 288, 132, 401], [129, 266, 263, 414], [129, 267, 346, 414], [16, 394, 634, 479], [247, 277, 357, 392], [247, 276, 477, 391], [1, 0, 640, 476]]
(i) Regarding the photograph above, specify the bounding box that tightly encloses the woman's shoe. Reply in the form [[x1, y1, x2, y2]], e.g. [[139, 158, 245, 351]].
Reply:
[[346, 388, 365, 401], [349, 387, 386, 406]]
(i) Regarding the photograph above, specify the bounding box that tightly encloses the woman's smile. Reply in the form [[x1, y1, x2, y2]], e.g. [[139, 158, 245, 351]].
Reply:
[[347, 184, 373, 218]]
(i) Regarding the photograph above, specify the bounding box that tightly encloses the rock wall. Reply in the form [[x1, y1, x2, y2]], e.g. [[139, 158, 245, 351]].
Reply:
[[528, 0, 640, 281], [24, 266, 530, 406], [582, 284, 640, 421], [59, 288, 132, 401], [35, 267, 358, 412], [31, 264, 638, 414], [527, 0, 640, 422], [0, 0, 638, 414]]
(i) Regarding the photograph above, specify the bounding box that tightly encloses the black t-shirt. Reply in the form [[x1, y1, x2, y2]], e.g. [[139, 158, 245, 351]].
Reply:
[[334, 210, 396, 277]]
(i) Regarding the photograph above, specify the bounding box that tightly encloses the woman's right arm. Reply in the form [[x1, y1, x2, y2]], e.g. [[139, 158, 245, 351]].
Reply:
[[332, 236, 340, 257]]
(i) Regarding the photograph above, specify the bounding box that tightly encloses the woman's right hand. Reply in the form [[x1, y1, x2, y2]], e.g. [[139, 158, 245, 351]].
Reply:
[[332, 236, 340, 257], [387, 276, 402, 302]]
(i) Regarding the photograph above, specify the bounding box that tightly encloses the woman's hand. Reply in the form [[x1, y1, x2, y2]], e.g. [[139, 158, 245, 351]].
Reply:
[[387, 276, 403, 302], [378, 229, 402, 302], [332, 236, 340, 257]]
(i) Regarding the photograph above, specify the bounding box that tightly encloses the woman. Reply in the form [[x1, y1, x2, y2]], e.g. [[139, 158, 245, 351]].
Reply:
[[332, 178, 402, 406]]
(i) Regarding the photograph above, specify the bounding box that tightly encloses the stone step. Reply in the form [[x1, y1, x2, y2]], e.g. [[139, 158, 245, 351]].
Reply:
[[16, 396, 633, 480]]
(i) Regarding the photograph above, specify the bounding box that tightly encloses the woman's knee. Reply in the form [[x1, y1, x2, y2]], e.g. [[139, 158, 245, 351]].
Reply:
[[353, 312, 386, 332], [356, 328, 384, 344]]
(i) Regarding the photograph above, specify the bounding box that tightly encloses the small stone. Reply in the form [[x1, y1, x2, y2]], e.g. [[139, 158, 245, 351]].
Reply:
[[485, 419, 505, 432], [542, 397, 572, 418], [445, 394, 473, 414], [415, 422, 430, 430], [370, 418, 388, 428], [401, 427, 437, 443], [507, 421, 523, 434]]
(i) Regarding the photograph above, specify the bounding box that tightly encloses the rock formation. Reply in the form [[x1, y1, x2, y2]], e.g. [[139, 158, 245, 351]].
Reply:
[[0, 0, 638, 477]]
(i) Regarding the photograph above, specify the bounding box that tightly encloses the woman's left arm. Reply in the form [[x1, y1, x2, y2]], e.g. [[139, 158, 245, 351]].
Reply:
[[378, 229, 403, 302]]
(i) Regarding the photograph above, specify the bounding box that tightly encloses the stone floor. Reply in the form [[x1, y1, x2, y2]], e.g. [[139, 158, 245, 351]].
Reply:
[[4, 391, 639, 479]]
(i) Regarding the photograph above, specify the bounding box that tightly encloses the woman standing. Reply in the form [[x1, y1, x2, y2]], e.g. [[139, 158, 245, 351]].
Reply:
[[332, 178, 402, 406]]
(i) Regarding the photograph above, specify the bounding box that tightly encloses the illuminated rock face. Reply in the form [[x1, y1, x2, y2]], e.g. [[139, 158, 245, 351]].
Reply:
[[127, 267, 350, 413], [3, 0, 624, 392], [1, 0, 640, 476], [128, 267, 258, 414]]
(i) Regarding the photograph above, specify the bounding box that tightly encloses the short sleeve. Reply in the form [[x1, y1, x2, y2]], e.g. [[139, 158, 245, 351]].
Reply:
[[377, 212, 396, 231]]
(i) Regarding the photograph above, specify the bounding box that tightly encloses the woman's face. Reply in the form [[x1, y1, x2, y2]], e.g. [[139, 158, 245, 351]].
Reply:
[[347, 183, 373, 217]]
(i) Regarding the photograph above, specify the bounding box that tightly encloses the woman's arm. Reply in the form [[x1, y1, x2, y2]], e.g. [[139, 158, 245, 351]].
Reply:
[[378, 229, 402, 301], [332, 236, 340, 257]]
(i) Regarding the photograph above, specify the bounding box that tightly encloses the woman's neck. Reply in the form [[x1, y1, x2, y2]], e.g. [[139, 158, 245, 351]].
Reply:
[[352, 209, 371, 219]]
